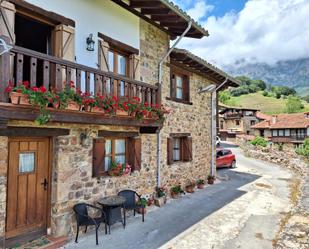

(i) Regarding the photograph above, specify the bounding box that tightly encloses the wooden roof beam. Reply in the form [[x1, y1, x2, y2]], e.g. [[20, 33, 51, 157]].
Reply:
[[141, 8, 171, 15], [130, 1, 162, 8]]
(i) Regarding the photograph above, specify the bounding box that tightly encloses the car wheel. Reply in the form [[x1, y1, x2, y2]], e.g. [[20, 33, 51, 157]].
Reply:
[[230, 161, 236, 168]]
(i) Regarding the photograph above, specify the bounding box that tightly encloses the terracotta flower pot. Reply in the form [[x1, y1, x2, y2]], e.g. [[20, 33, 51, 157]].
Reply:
[[185, 186, 195, 193], [52, 102, 60, 109], [136, 207, 147, 214], [197, 184, 205, 189], [116, 109, 129, 116], [10, 92, 30, 105], [91, 106, 104, 113], [66, 101, 80, 111], [171, 192, 179, 199]]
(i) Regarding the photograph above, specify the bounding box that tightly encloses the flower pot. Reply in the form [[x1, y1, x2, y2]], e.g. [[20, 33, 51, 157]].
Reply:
[[116, 110, 129, 116], [171, 192, 179, 199], [91, 106, 104, 113], [52, 101, 60, 109], [197, 184, 205, 189], [185, 186, 195, 193], [154, 196, 167, 207], [136, 207, 147, 214], [208, 179, 215, 185], [10, 92, 30, 105], [66, 101, 80, 111]]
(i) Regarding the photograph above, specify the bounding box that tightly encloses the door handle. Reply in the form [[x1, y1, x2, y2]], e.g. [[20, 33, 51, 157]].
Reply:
[[41, 178, 48, 191]]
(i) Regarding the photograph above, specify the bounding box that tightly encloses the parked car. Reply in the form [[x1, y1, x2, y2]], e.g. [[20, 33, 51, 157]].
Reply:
[[216, 148, 236, 168]]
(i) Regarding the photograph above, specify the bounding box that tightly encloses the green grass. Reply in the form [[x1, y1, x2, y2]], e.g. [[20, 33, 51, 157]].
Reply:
[[225, 92, 309, 114], [295, 86, 309, 97]]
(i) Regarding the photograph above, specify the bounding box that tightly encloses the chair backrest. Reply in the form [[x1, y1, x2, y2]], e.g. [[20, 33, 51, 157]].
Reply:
[[73, 203, 88, 224], [118, 190, 138, 207]]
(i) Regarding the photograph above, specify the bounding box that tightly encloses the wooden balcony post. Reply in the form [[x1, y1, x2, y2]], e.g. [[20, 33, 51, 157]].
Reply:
[[0, 36, 10, 102]]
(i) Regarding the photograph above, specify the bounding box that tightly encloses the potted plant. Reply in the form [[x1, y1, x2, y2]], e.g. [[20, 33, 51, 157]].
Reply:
[[196, 179, 205, 189], [108, 161, 131, 176], [5, 81, 31, 105], [28, 86, 51, 125], [185, 181, 196, 193], [64, 82, 82, 111], [170, 184, 183, 199], [154, 186, 167, 207], [147, 197, 154, 206], [136, 197, 147, 214], [207, 175, 216, 185]]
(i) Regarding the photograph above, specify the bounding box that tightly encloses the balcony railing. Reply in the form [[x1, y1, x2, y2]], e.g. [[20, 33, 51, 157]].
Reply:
[[0, 45, 160, 104], [0, 44, 162, 127]]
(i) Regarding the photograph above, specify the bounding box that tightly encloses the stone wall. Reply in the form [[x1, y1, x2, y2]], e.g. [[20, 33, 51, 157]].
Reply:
[[50, 126, 158, 237], [240, 142, 308, 176], [0, 137, 8, 244]]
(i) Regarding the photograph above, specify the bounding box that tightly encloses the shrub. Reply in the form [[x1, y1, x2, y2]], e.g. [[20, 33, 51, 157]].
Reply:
[[251, 136, 268, 147], [285, 96, 304, 113], [295, 139, 309, 157], [262, 91, 268, 97]]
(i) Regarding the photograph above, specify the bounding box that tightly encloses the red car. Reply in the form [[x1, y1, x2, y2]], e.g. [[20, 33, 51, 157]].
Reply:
[[216, 148, 236, 168]]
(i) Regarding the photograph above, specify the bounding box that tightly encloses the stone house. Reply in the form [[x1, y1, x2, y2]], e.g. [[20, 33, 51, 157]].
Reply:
[[0, 0, 238, 246], [252, 112, 309, 146], [218, 104, 260, 141]]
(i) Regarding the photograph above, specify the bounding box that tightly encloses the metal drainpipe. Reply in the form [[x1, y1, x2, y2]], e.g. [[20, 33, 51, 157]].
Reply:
[[156, 21, 192, 187], [211, 78, 228, 176]]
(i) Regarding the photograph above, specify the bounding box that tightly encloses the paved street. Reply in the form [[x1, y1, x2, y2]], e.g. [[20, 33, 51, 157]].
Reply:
[[63, 143, 294, 249]]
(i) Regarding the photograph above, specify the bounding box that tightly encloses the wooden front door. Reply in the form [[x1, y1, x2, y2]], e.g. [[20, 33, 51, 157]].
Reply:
[[6, 138, 50, 239]]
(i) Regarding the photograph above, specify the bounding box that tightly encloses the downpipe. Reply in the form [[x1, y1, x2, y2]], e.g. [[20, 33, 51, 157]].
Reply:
[[211, 79, 228, 176], [156, 21, 192, 187]]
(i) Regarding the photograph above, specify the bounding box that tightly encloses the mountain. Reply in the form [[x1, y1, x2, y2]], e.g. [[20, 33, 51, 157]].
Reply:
[[225, 58, 309, 97]]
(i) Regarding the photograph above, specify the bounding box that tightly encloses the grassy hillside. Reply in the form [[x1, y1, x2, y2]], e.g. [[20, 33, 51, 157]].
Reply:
[[225, 92, 309, 115], [296, 86, 309, 97]]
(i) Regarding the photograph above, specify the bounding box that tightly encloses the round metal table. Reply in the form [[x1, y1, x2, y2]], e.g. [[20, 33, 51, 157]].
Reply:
[[98, 195, 126, 234]]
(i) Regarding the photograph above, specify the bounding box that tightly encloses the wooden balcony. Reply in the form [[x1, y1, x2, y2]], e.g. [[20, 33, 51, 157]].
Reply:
[[272, 135, 307, 143], [0, 45, 162, 128]]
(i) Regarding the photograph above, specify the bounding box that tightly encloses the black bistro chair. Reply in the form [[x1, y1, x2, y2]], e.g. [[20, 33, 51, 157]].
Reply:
[[118, 190, 145, 227], [73, 203, 107, 245]]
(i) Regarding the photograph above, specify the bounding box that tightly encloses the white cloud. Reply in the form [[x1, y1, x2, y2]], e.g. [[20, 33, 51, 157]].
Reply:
[[187, 1, 214, 21], [176, 0, 309, 67]]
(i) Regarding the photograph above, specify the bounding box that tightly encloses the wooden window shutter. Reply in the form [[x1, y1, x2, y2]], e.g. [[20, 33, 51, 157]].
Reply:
[[170, 73, 176, 99], [92, 138, 105, 177], [183, 76, 190, 101], [0, 1, 16, 43], [129, 54, 140, 80], [98, 39, 110, 72], [53, 24, 75, 61], [167, 137, 174, 165], [127, 137, 141, 171], [183, 137, 193, 162]]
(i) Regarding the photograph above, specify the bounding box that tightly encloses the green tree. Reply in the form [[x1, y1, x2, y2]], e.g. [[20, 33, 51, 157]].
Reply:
[[285, 96, 304, 113], [219, 90, 231, 104], [302, 95, 309, 103]]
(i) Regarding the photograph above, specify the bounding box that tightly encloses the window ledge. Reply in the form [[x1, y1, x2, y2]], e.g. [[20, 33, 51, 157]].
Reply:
[[166, 97, 193, 105]]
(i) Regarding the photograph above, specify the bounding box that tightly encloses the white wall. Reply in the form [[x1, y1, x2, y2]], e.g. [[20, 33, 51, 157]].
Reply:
[[26, 0, 140, 68]]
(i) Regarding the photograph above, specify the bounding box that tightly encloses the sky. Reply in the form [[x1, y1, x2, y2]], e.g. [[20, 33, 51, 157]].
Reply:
[[171, 0, 309, 67]]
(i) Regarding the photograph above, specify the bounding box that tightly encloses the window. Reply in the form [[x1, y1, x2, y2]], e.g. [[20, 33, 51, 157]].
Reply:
[[272, 130, 278, 137], [167, 135, 192, 164], [92, 136, 141, 177], [173, 138, 181, 161], [170, 68, 190, 103], [250, 120, 256, 126], [104, 139, 126, 171], [107, 50, 128, 97], [220, 121, 224, 130], [278, 129, 284, 136], [236, 120, 240, 126], [285, 129, 290, 137]]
